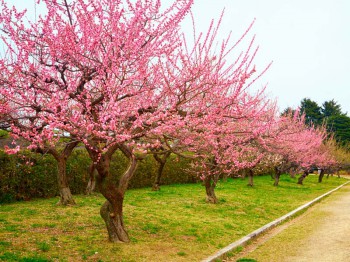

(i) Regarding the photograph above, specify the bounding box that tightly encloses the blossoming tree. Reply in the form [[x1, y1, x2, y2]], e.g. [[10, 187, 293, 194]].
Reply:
[[0, 0, 272, 241], [264, 111, 336, 186]]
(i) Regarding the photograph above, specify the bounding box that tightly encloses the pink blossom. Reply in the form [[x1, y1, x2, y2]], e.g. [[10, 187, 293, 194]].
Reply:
[[4, 145, 20, 154]]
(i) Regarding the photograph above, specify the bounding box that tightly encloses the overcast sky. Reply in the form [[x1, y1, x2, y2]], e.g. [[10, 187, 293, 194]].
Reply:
[[3, 0, 350, 115], [184, 0, 350, 115]]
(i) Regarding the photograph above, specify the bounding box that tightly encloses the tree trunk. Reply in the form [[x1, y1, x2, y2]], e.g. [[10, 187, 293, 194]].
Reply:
[[270, 172, 275, 180], [274, 167, 281, 186], [318, 169, 325, 183], [289, 168, 297, 178], [297, 170, 309, 185], [152, 152, 170, 191], [36, 142, 78, 206], [86, 163, 97, 195], [95, 158, 130, 242], [56, 157, 76, 205], [240, 169, 246, 180], [204, 175, 219, 204], [247, 169, 254, 187], [99, 197, 129, 242], [89, 144, 138, 243]]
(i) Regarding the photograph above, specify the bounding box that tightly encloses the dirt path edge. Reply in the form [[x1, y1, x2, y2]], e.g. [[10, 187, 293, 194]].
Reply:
[[201, 181, 350, 262]]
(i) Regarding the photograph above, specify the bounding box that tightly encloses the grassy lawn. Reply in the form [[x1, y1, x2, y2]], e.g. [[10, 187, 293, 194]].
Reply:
[[0, 175, 347, 261]]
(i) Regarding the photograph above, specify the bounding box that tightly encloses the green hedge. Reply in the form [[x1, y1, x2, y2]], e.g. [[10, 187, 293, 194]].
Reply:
[[129, 154, 196, 188], [0, 150, 195, 203]]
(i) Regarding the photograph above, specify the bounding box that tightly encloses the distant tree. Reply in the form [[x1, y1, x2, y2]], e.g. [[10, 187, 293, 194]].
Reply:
[[281, 107, 295, 116], [327, 138, 350, 172], [321, 100, 350, 146], [263, 110, 334, 186], [152, 149, 171, 191], [321, 99, 344, 118], [326, 115, 350, 145], [296, 98, 350, 146], [300, 98, 322, 126]]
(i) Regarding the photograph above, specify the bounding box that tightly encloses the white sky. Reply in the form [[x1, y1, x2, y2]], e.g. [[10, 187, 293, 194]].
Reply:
[[184, 0, 350, 115], [3, 0, 350, 115]]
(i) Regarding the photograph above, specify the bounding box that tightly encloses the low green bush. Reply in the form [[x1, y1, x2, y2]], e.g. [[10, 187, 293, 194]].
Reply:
[[0, 130, 9, 139], [0, 150, 66, 202], [129, 154, 196, 188], [0, 149, 195, 203]]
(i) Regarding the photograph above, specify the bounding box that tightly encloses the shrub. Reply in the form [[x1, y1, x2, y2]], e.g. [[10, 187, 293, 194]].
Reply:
[[0, 150, 90, 203], [0, 149, 195, 203]]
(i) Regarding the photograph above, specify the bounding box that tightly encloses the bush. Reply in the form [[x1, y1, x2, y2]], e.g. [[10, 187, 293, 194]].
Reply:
[[0, 149, 196, 203], [129, 153, 196, 188], [0, 149, 92, 202], [0, 130, 9, 139]]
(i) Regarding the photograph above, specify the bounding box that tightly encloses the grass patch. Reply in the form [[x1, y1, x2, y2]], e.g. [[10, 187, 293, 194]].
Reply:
[[37, 241, 50, 252], [0, 241, 11, 247], [177, 251, 187, 256], [0, 252, 20, 261], [0, 175, 347, 261]]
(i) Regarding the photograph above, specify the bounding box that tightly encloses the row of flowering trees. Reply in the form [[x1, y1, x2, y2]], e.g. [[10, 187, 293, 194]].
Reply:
[[0, 0, 338, 242]]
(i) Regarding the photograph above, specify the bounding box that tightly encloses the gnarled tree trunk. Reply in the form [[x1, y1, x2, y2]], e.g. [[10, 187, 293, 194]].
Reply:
[[297, 170, 309, 185], [152, 152, 170, 191], [88, 144, 138, 242], [204, 174, 219, 204]]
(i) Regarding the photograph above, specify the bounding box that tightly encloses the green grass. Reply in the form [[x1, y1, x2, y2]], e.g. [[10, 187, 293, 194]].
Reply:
[[37, 241, 50, 252], [0, 175, 347, 261]]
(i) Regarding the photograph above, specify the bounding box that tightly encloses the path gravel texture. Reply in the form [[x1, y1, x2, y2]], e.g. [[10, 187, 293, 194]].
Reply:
[[231, 183, 350, 262]]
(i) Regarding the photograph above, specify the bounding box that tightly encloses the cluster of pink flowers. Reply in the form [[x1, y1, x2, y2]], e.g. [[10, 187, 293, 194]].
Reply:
[[0, 0, 336, 179]]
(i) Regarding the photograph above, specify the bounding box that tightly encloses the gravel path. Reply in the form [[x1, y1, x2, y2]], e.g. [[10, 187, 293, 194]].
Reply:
[[231, 183, 350, 262]]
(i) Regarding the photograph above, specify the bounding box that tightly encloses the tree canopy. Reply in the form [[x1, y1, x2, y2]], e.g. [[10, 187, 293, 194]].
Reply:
[[299, 98, 323, 126], [289, 98, 350, 147], [322, 99, 344, 118], [326, 115, 350, 146]]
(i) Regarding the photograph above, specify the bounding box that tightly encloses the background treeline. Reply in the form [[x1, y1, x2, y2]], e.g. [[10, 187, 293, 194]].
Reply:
[[283, 98, 350, 147], [0, 149, 194, 203]]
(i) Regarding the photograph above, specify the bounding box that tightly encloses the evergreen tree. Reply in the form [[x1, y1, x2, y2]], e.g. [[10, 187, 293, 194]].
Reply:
[[300, 98, 323, 126], [326, 115, 350, 146], [297, 98, 350, 147], [321, 99, 344, 118], [320, 99, 350, 146], [280, 107, 295, 116]]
